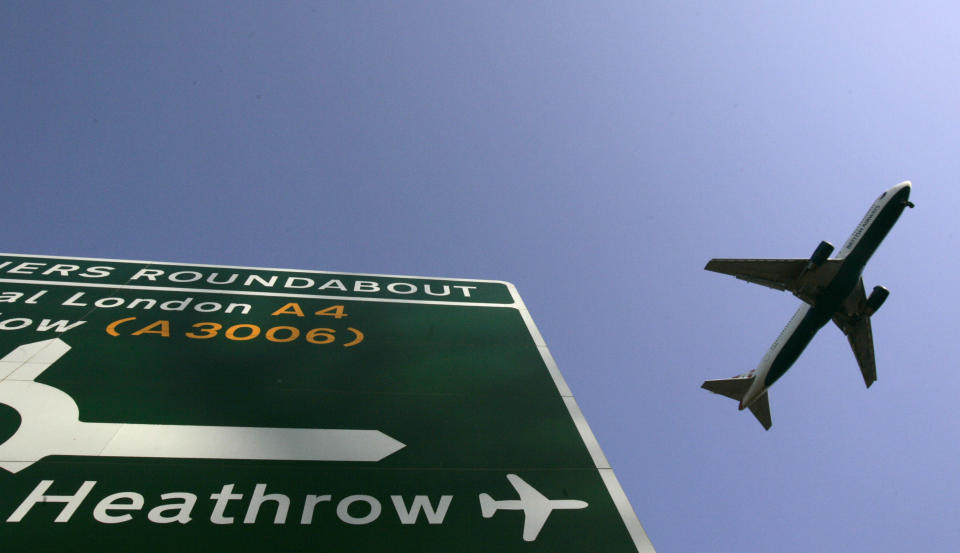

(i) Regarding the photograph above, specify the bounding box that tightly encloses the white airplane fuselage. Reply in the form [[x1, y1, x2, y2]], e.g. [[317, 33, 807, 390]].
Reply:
[[738, 183, 913, 410]]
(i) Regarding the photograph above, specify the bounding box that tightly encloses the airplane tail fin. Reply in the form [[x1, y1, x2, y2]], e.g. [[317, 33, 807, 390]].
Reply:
[[478, 493, 497, 519], [702, 375, 772, 430]]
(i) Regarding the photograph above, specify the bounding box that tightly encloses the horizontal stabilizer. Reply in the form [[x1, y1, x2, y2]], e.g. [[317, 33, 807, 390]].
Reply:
[[701, 376, 752, 402], [702, 375, 772, 430], [748, 392, 772, 430]]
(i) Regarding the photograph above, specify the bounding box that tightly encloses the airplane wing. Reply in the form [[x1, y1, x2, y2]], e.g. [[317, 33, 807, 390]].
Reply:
[[505, 474, 551, 542], [704, 258, 807, 291], [705, 258, 842, 304], [832, 279, 877, 387]]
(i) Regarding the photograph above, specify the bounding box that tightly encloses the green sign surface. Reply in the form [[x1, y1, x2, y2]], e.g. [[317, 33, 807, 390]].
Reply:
[[0, 253, 654, 552]]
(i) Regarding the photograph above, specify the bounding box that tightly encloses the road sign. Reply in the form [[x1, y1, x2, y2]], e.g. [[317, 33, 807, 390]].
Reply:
[[0, 253, 655, 552]]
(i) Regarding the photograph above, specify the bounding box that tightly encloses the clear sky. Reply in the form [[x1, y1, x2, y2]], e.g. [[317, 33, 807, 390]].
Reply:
[[3, 3, 958, 551]]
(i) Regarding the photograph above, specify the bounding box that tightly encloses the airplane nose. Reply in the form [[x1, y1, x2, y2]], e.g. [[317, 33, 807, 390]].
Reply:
[[892, 181, 912, 206]]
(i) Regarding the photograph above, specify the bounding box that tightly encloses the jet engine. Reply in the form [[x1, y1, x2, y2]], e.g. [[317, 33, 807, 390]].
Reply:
[[806, 240, 834, 270], [865, 285, 889, 315]]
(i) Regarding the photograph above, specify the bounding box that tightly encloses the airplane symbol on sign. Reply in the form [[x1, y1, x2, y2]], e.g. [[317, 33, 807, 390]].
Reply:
[[0, 339, 405, 473], [479, 474, 589, 541]]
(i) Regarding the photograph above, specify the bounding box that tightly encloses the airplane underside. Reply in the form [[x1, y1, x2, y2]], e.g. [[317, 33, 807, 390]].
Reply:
[[701, 182, 913, 429]]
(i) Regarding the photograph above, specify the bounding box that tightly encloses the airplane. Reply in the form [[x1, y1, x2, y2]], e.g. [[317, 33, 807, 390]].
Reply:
[[479, 473, 588, 542], [702, 182, 914, 430]]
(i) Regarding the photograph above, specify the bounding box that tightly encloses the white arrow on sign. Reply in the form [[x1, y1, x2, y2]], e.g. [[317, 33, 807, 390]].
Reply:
[[0, 339, 405, 473]]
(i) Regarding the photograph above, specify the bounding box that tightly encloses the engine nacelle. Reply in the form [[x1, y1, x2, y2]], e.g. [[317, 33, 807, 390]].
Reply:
[[806, 240, 834, 270], [865, 285, 889, 315]]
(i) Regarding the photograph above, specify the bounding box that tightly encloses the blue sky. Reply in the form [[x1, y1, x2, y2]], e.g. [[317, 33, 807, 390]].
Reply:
[[3, 3, 959, 551]]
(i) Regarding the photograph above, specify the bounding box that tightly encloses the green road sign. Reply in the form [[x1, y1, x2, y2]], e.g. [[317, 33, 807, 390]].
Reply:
[[0, 253, 655, 552]]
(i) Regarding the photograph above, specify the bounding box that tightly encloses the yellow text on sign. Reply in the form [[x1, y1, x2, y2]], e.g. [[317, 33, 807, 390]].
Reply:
[[271, 303, 347, 319], [105, 318, 364, 347]]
